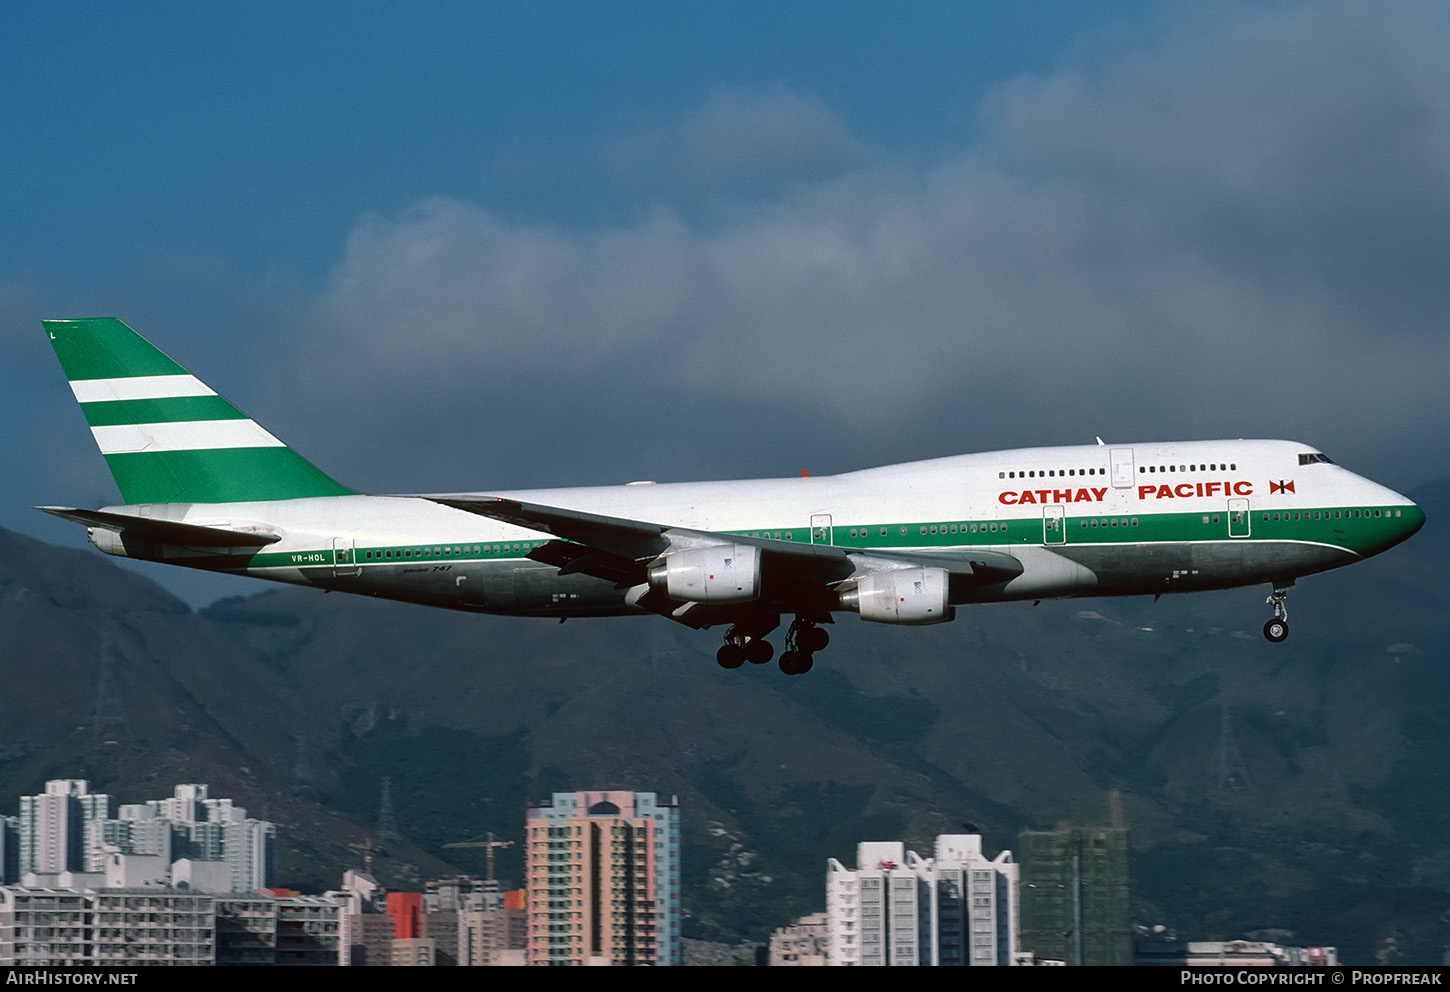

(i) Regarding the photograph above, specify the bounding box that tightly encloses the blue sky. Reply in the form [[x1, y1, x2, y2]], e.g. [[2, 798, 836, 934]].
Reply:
[[5, 1, 1448, 603], [7, 2, 1131, 280]]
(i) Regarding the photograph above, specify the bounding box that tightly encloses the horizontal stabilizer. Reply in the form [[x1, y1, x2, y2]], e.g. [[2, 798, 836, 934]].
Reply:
[[36, 506, 281, 547]]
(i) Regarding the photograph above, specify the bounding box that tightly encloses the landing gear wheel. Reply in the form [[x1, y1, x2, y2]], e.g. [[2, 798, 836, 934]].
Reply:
[[719, 617, 780, 671], [716, 644, 745, 669], [781, 616, 828, 672], [1264, 581, 1294, 644], [779, 651, 814, 676], [745, 638, 774, 665]]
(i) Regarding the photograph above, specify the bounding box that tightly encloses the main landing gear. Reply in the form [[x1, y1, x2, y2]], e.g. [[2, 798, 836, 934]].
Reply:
[[715, 616, 829, 675], [778, 618, 829, 676], [1263, 581, 1293, 643], [715, 630, 774, 669]]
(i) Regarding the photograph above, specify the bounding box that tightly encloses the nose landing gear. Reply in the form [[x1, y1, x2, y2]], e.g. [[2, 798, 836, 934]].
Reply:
[[1263, 581, 1293, 643]]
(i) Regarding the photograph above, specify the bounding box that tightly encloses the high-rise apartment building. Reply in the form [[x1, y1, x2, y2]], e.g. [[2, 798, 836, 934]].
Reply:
[[1016, 821, 1131, 966], [0, 817, 18, 884], [112, 784, 276, 892], [17, 780, 115, 876], [524, 791, 680, 966], [13, 781, 274, 893], [826, 834, 1019, 966], [460, 887, 527, 966], [0, 887, 340, 966]]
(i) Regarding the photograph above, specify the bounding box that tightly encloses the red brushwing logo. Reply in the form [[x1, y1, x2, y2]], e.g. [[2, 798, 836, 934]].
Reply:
[[1269, 480, 1296, 495]]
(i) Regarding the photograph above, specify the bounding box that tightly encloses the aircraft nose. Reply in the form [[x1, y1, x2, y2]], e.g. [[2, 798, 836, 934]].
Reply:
[[1353, 485, 1424, 558], [1397, 500, 1427, 544]]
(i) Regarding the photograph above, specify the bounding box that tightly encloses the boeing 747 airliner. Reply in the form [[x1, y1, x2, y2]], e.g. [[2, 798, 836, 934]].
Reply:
[[40, 318, 1424, 674]]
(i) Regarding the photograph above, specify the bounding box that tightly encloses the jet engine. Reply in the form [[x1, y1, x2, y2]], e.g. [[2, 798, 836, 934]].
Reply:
[[839, 566, 954, 625], [647, 544, 761, 603], [87, 527, 131, 557]]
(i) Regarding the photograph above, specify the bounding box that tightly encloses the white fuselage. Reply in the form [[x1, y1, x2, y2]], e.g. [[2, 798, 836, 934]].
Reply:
[[89, 439, 1423, 624]]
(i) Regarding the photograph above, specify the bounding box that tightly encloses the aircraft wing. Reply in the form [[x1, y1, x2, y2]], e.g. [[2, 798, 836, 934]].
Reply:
[[430, 496, 673, 559], [429, 495, 1022, 626], [36, 507, 281, 547]]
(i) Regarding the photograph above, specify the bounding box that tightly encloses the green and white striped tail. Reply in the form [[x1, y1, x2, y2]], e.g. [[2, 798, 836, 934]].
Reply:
[[44, 317, 356, 504]]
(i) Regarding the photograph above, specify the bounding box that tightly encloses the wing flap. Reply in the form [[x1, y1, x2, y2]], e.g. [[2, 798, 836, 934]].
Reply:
[[882, 548, 1025, 583], [526, 540, 646, 587]]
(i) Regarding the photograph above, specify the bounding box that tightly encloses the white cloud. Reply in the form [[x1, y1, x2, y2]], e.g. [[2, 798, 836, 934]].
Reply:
[[606, 85, 868, 193], [984, 1, 1450, 324], [288, 2, 1450, 493]]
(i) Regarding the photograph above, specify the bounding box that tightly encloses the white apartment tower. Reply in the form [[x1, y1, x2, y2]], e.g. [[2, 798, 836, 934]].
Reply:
[[17, 780, 114, 875], [110, 784, 276, 892], [15, 781, 273, 893], [827, 834, 1018, 966]]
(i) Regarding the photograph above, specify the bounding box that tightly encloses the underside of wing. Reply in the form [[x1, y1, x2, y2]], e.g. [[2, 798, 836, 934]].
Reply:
[[430, 495, 1024, 628]]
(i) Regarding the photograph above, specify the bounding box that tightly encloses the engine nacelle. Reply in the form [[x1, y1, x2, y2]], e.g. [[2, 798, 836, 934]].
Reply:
[[647, 544, 761, 603], [839, 567, 954, 625], [88, 527, 132, 558]]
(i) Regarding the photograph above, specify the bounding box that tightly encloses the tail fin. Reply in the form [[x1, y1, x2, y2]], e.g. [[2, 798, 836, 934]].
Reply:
[[44, 317, 356, 504]]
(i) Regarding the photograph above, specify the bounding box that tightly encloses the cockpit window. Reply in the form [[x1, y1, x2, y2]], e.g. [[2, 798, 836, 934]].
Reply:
[[1298, 452, 1334, 465]]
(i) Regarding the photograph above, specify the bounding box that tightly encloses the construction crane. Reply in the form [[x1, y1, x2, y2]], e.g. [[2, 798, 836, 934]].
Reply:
[[347, 836, 383, 874], [443, 832, 513, 889]]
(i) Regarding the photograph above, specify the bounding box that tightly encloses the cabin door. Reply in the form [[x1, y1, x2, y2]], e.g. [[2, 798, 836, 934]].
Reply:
[[332, 538, 359, 577], [1228, 499, 1251, 538], [1043, 505, 1066, 545], [1110, 447, 1136, 489]]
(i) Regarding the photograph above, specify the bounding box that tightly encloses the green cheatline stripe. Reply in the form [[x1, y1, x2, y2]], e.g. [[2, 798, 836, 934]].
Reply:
[[1090, 504, 1414, 555], [79, 395, 248, 427], [105, 446, 356, 503], [234, 504, 1408, 573], [248, 541, 550, 569], [44, 317, 187, 381], [800, 505, 1405, 556]]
